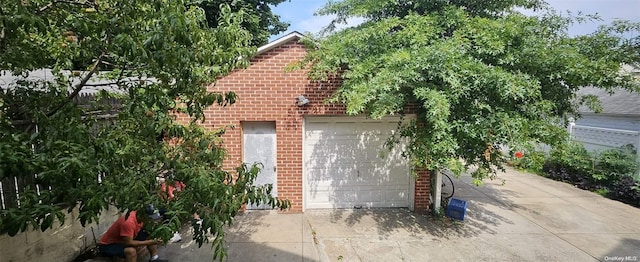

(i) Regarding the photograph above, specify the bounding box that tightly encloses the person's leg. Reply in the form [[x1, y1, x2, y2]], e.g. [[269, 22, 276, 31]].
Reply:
[[147, 243, 158, 258], [98, 244, 127, 258], [135, 230, 160, 260], [123, 247, 137, 262]]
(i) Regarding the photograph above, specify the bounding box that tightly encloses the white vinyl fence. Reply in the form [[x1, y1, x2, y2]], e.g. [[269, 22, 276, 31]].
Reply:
[[567, 120, 640, 177]]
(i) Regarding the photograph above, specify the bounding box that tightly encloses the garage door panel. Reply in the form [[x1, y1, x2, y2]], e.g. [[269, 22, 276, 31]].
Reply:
[[330, 190, 358, 202], [355, 190, 385, 203], [305, 155, 356, 166], [307, 164, 357, 175], [311, 190, 355, 201], [334, 122, 358, 133], [306, 190, 357, 209], [306, 190, 409, 209], [308, 170, 407, 187], [358, 185, 408, 197], [386, 187, 410, 201], [352, 166, 409, 182], [306, 141, 363, 156], [306, 178, 383, 189], [306, 177, 339, 188], [305, 116, 411, 209], [306, 134, 363, 140], [306, 143, 390, 163], [307, 163, 404, 178], [307, 177, 366, 188]]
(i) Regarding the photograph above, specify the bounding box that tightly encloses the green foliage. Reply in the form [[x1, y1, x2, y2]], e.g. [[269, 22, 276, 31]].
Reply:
[[543, 142, 640, 206], [594, 188, 610, 197], [547, 143, 638, 187], [197, 0, 290, 46], [297, 0, 640, 183], [548, 141, 594, 177], [609, 176, 640, 207], [510, 149, 546, 174], [596, 147, 639, 180], [0, 0, 289, 260]]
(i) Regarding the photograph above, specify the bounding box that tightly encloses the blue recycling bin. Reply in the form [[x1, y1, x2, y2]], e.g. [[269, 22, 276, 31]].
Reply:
[[446, 198, 467, 221]]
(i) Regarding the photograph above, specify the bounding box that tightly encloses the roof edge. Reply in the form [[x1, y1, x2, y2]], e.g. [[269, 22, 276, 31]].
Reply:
[[578, 112, 640, 118], [256, 31, 305, 56]]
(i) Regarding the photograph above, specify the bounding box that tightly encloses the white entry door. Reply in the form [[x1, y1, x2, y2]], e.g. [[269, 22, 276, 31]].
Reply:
[[304, 116, 411, 209], [243, 122, 277, 210]]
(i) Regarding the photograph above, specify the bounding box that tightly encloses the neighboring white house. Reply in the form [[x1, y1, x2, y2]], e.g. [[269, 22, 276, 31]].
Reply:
[[567, 64, 640, 178], [571, 86, 640, 152], [570, 85, 640, 178]]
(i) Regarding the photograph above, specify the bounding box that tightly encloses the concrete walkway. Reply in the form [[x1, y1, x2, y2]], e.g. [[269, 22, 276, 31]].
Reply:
[[152, 166, 640, 261], [159, 210, 317, 262]]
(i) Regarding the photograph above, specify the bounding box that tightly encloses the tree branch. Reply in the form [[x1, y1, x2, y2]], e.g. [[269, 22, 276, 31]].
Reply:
[[81, 82, 118, 87], [101, 60, 146, 71], [45, 52, 104, 118], [38, 0, 95, 13], [82, 79, 153, 87], [67, 52, 105, 101], [0, 6, 5, 46], [115, 63, 126, 86], [99, 60, 117, 67]]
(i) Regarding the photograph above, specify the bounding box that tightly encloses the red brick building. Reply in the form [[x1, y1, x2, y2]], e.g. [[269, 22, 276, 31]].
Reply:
[[192, 32, 430, 212]]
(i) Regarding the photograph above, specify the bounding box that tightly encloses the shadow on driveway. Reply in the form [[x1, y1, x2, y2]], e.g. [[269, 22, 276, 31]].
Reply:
[[159, 210, 318, 262], [307, 167, 640, 261], [141, 167, 640, 262]]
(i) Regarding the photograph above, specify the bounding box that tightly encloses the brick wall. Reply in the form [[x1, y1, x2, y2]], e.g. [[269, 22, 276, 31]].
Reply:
[[414, 170, 431, 212], [180, 39, 430, 212]]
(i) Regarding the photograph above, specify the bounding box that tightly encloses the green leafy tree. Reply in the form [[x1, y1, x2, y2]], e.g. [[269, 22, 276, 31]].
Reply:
[[298, 0, 640, 183], [198, 0, 290, 46], [0, 0, 288, 260]]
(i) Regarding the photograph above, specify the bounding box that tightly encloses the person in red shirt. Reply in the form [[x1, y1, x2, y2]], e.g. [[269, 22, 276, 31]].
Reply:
[[97, 210, 167, 262], [159, 178, 187, 242], [159, 180, 185, 200]]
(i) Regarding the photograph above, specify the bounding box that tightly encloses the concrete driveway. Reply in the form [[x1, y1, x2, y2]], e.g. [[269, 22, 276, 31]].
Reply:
[[307, 168, 640, 261], [155, 166, 640, 261]]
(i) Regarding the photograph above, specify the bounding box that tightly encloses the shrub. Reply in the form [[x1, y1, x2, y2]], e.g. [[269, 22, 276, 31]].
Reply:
[[549, 141, 593, 175], [543, 142, 640, 206], [594, 148, 639, 187], [511, 149, 546, 174], [544, 142, 595, 189], [542, 161, 592, 189], [608, 175, 640, 207]]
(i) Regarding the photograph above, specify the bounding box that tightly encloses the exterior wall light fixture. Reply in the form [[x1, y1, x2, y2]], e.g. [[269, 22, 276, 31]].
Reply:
[[296, 95, 310, 106]]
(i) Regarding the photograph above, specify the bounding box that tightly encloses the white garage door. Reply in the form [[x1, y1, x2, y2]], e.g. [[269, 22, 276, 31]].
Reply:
[[304, 116, 411, 209]]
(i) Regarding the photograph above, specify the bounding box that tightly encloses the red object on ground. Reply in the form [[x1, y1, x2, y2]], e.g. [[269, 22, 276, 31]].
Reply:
[[515, 151, 524, 159]]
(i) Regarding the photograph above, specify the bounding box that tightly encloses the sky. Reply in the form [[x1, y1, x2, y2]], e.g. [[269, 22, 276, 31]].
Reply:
[[270, 0, 640, 40]]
